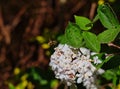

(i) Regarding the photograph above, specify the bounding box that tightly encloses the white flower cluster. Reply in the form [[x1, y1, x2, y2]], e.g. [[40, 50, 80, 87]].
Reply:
[[49, 44, 104, 89]]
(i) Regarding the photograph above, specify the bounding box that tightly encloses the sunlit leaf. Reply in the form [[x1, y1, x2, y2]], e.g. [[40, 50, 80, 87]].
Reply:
[[102, 70, 115, 80], [57, 35, 68, 44], [50, 80, 59, 89], [9, 83, 15, 89], [65, 22, 83, 48], [75, 15, 93, 30], [98, 28, 120, 43], [40, 80, 48, 85], [97, 3, 119, 28], [82, 32, 100, 52]]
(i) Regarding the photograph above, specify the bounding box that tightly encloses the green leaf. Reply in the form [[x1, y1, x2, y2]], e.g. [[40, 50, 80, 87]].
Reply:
[[113, 75, 117, 86], [40, 80, 48, 85], [50, 80, 59, 89], [82, 32, 100, 52], [97, 55, 114, 69], [92, 14, 99, 23], [57, 35, 68, 44], [8, 83, 15, 89], [65, 22, 83, 48], [102, 55, 120, 69], [97, 28, 120, 43], [75, 15, 93, 31], [97, 3, 119, 28], [102, 70, 115, 80], [33, 73, 41, 80]]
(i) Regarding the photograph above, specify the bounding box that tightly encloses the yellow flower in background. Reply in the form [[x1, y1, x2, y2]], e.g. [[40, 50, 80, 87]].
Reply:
[[45, 51, 51, 56], [16, 83, 24, 89], [14, 67, 20, 75], [109, 0, 116, 3], [27, 82, 34, 89], [41, 43, 50, 49], [36, 36, 46, 43], [117, 83, 120, 89], [15, 75, 28, 89], [15, 80, 28, 89], [22, 80, 28, 88], [50, 80, 59, 89], [16, 86, 21, 89], [98, 0, 105, 5], [21, 74, 28, 81]]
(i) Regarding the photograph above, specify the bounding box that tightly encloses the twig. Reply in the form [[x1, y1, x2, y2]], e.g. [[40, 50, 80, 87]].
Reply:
[[70, 0, 86, 14], [0, 6, 27, 44], [64, 85, 68, 89], [108, 43, 120, 49], [89, 2, 97, 20], [11, 6, 27, 29], [31, 15, 43, 36], [0, 7, 4, 27], [0, 7, 11, 44]]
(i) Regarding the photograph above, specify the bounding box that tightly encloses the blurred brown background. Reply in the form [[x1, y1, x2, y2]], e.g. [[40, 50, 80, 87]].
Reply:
[[0, 0, 120, 88]]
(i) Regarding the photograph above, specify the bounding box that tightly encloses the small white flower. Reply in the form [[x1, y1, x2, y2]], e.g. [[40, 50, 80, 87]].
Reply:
[[66, 81, 72, 86], [97, 69, 105, 74], [91, 52, 97, 56], [49, 44, 104, 89], [93, 56, 102, 64], [77, 77, 83, 83], [80, 47, 90, 55]]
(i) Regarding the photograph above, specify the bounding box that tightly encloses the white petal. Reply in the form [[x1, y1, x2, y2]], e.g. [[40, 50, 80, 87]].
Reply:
[[80, 47, 90, 55], [77, 77, 82, 83]]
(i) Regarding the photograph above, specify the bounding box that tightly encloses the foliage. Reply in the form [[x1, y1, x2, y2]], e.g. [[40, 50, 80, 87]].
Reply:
[[8, 67, 59, 89], [57, 3, 120, 89], [0, 0, 120, 89]]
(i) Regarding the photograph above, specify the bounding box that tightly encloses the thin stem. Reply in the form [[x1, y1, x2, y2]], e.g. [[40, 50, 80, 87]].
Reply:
[[108, 43, 120, 49], [89, 2, 97, 20], [64, 85, 68, 89]]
